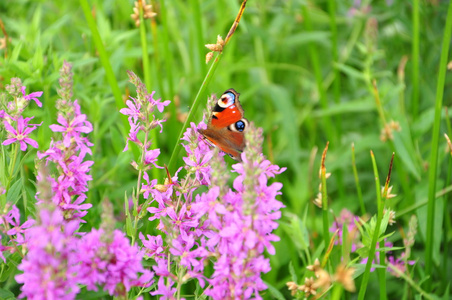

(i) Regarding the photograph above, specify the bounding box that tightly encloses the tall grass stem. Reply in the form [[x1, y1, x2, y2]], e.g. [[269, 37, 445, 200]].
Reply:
[[425, 0, 452, 290]]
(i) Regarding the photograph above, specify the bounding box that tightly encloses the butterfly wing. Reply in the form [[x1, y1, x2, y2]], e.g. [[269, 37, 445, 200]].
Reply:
[[199, 88, 248, 161], [199, 127, 245, 161]]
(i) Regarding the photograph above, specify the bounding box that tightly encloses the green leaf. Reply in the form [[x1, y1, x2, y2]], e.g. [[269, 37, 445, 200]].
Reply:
[[289, 261, 297, 283], [335, 62, 366, 81], [263, 281, 286, 300], [282, 213, 309, 251], [0, 288, 15, 300], [6, 179, 22, 204], [124, 193, 133, 238]]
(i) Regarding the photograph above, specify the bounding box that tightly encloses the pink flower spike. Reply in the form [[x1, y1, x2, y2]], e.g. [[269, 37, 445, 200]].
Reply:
[[21, 86, 43, 107]]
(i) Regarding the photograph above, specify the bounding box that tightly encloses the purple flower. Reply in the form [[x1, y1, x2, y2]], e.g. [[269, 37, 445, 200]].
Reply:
[[49, 114, 92, 147], [149, 91, 171, 113], [183, 147, 213, 185], [15, 208, 81, 300], [330, 209, 361, 252], [21, 86, 43, 107], [120, 98, 141, 124], [2, 116, 41, 151], [387, 253, 415, 277], [140, 232, 165, 258], [38, 74, 93, 221], [4, 205, 35, 244], [150, 277, 177, 300], [144, 148, 162, 168], [77, 229, 154, 296]]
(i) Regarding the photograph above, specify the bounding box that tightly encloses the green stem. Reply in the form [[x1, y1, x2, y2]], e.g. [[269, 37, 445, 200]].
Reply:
[[190, 0, 206, 74], [351, 143, 366, 216], [387, 264, 434, 300], [378, 239, 387, 300], [357, 151, 385, 300], [411, 0, 420, 119], [321, 143, 330, 251], [79, 0, 128, 130], [138, 5, 160, 180], [331, 284, 343, 300], [167, 1, 248, 172], [167, 51, 222, 172], [425, 0, 452, 290], [8, 143, 19, 183], [301, 4, 335, 143]]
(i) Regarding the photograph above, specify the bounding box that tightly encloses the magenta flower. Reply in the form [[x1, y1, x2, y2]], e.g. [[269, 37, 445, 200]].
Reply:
[[38, 65, 93, 222], [140, 232, 165, 258], [77, 229, 154, 296], [4, 205, 35, 242], [387, 253, 415, 277], [21, 86, 43, 107], [150, 277, 177, 300], [15, 208, 81, 300], [144, 148, 162, 168], [2, 116, 41, 151], [330, 209, 361, 252], [49, 114, 93, 147], [120, 98, 141, 124]]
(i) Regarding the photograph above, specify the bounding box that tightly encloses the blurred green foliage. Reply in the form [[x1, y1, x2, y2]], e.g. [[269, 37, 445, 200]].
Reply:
[[0, 0, 451, 298]]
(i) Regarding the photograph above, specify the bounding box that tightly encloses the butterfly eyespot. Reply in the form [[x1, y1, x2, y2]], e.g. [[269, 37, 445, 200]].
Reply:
[[217, 92, 236, 108], [229, 118, 248, 132]]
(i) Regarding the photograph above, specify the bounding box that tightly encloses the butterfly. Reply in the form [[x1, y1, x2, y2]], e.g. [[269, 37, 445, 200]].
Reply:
[[199, 88, 249, 161]]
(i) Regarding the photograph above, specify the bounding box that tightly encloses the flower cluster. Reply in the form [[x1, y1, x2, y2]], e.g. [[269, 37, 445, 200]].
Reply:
[[15, 206, 81, 299], [138, 96, 285, 299], [120, 70, 170, 155], [15, 200, 152, 299], [76, 228, 153, 296], [12, 65, 153, 299], [0, 204, 35, 262], [329, 209, 416, 277], [0, 78, 43, 151], [330, 209, 361, 252], [37, 62, 93, 220]]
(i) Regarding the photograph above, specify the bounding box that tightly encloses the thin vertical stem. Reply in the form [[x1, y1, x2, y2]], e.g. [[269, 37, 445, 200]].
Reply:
[[321, 142, 330, 249], [351, 143, 366, 216], [425, 0, 452, 290], [79, 0, 128, 129], [167, 0, 248, 172], [301, 4, 335, 143], [138, 2, 160, 180], [358, 151, 385, 300], [411, 0, 420, 119]]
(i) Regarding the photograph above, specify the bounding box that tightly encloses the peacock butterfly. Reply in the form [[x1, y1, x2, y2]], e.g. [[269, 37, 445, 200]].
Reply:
[[199, 88, 249, 161]]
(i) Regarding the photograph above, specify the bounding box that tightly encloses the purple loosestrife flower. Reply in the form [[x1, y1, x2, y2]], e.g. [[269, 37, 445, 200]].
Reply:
[[4, 205, 35, 245], [22, 86, 43, 107], [181, 122, 215, 185], [0, 204, 34, 260], [202, 124, 285, 299], [1, 78, 43, 119], [387, 253, 415, 277], [2, 116, 41, 151], [144, 112, 285, 298], [15, 206, 81, 300], [330, 209, 361, 252], [38, 63, 93, 221], [76, 229, 154, 296], [120, 72, 169, 155]]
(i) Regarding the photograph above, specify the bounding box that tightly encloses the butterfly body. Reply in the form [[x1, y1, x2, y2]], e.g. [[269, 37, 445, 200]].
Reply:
[[199, 89, 248, 161]]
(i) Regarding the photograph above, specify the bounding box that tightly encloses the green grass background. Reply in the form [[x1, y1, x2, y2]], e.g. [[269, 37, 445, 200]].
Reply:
[[1, 0, 451, 299]]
